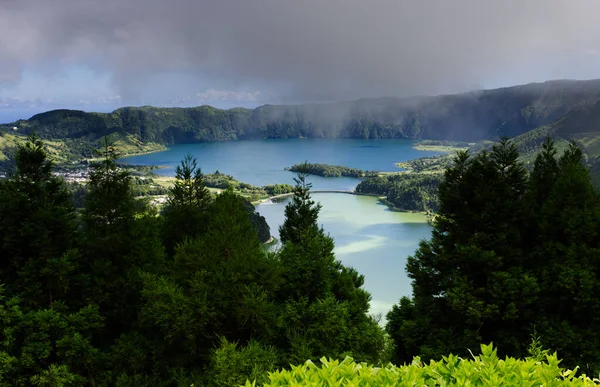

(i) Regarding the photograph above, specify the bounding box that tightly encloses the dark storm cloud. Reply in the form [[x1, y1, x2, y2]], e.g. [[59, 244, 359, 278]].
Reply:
[[1, 0, 600, 103]]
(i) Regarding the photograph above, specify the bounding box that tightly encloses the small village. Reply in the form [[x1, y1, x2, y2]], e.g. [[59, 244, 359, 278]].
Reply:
[[52, 168, 90, 183]]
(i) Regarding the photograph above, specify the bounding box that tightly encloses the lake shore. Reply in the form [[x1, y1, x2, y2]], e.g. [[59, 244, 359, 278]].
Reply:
[[112, 143, 168, 160], [411, 140, 473, 153], [110, 139, 441, 221], [254, 189, 431, 217]]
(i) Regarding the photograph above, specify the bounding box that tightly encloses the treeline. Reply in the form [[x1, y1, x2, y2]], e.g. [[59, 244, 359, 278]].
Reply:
[[386, 138, 600, 376], [131, 176, 169, 197], [263, 183, 295, 196], [5, 79, 600, 151], [286, 163, 378, 178], [0, 135, 385, 386], [356, 173, 442, 212], [417, 139, 473, 147], [73, 176, 170, 199], [67, 168, 284, 243], [396, 154, 456, 173], [204, 171, 294, 200]]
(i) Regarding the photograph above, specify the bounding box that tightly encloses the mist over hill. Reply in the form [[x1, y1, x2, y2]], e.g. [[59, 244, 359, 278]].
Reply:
[[3, 79, 600, 148]]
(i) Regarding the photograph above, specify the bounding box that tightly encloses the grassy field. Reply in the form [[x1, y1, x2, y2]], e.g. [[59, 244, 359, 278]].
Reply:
[[1, 130, 167, 166], [412, 144, 470, 152], [1, 131, 72, 163], [412, 140, 473, 153], [110, 135, 166, 158]]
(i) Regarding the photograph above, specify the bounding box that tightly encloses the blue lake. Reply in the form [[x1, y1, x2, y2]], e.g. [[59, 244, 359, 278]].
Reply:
[[120, 139, 440, 319], [121, 138, 441, 191]]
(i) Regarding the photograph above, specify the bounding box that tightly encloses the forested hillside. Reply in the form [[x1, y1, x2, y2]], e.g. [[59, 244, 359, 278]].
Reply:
[[3, 79, 600, 153], [356, 99, 600, 213]]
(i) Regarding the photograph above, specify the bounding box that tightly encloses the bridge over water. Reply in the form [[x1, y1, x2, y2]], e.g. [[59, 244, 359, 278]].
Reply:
[[267, 190, 367, 201]]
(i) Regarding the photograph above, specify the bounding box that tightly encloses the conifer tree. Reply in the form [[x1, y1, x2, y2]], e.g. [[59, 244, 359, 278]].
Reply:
[[131, 189, 280, 384], [386, 137, 600, 373], [529, 140, 600, 374], [0, 134, 77, 307], [161, 153, 211, 255], [81, 138, 164, 336], [0, 135, 104, 385], [276, 168, 384, 364], [279, 164, 321, 245], [387, 139, 535, 363]]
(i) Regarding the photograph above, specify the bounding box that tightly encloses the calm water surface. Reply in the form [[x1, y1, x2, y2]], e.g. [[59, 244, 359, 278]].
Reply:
[[121, 138, 441, 190], [121, 139, 439, 317], [257, 193, 432, 318]]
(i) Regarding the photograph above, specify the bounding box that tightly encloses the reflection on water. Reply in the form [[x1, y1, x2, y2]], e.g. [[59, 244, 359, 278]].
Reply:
[[335, 235, 387, 255], [256, 193, 433, 321]]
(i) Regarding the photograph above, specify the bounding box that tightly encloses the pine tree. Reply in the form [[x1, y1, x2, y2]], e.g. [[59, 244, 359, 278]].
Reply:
[[529, 141, 600, 374], [279, 164, 321, 245], [81, 138, 164, 336], [161, 153, 211, 255], [0, 135, 104, 385], [131, 189, 280, 383], [388, 139, 535, 364], [276, 168, 384, 364], [0, 134, 77, 307]]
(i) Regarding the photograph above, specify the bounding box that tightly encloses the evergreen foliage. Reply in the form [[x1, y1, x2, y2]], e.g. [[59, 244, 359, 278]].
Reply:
[[279, 165, 322, 245], [161, 153, 211, 255], [3, 134, 600, 384], [286, 163, 377, 178], [356, 173, 442, 212], [0, 136, 384, 385], [0, 134, 76, 307], [386, 137, 600, 375], [276, 166, 385, 365]]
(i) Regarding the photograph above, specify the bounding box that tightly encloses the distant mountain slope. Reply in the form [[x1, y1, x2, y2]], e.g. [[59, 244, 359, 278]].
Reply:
[[4, 79, 600, 145]]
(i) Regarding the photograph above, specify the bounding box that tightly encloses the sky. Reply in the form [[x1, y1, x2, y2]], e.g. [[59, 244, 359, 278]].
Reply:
[[1, 0, 600, 120]]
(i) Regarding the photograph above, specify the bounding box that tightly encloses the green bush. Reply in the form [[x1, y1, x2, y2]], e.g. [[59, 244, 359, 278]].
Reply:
[[211, 338, 278, 387], [245, 344, 600, 386]]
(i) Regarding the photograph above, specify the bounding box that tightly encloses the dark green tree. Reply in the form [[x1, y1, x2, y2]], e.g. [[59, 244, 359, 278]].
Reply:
[[161, 153, 211, 256], [528, 141, 600, 374], [80, 138, 164, 336], [0, 294, 104, 386], [387, 139, 536, 363], [279, 164, 321, 245], [124, 189, 281, 385], [0, 135, 105, 386], [0, 134, 77, 307], [387, 137, 600, 374], [276, 169, 385, 365]]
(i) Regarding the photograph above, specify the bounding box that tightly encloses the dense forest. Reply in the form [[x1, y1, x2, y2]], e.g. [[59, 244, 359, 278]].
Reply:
[[0, 135, 385, 386], [286, 163, 378, 178], [356, 173, 442, 212], [386, 138, 600, 377], [2, 134, 600, 385]]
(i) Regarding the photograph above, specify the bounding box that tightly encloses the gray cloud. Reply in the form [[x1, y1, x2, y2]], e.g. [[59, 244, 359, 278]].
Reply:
[[1, 0, 600, 104]]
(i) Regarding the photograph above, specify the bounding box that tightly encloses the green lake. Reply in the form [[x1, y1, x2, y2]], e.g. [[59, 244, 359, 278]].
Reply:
[[256, 193, 431, 318], [121, 139, 438, 318]]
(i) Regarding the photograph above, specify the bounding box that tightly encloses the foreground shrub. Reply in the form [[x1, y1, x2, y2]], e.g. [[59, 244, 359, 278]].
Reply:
[[211, 338, 278, 387], [245, 344, 600, 386]]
